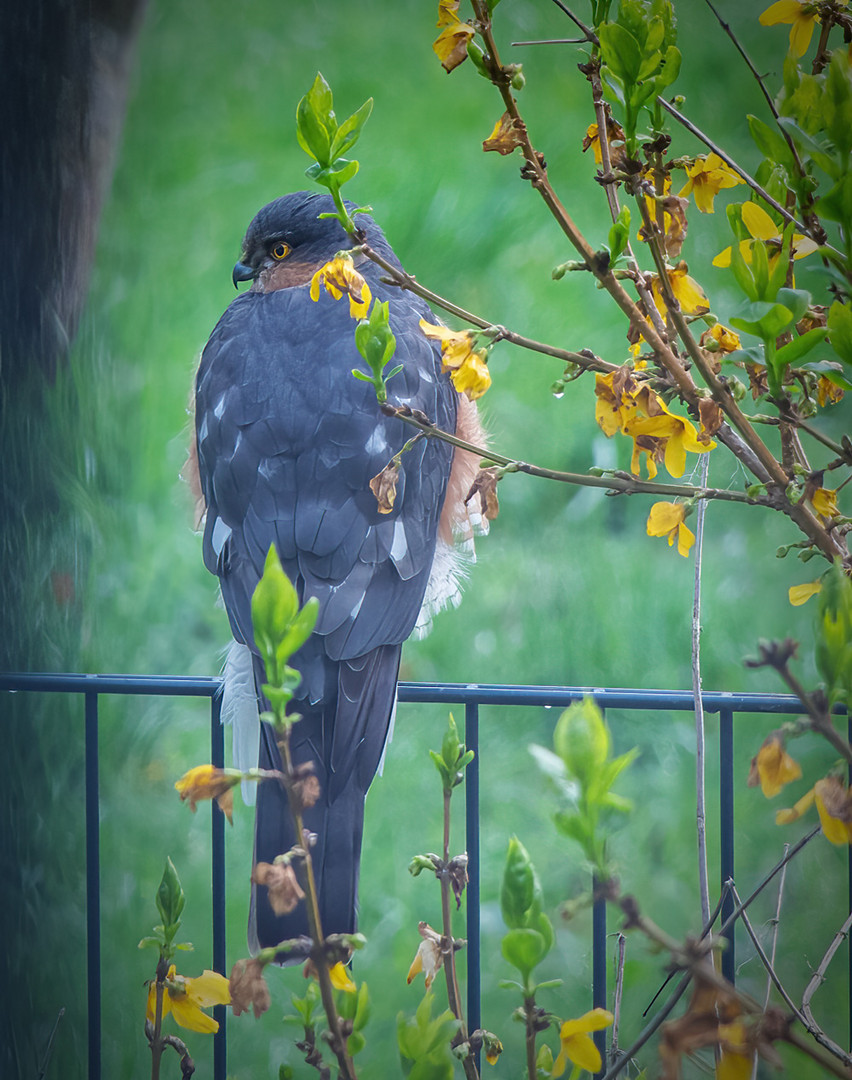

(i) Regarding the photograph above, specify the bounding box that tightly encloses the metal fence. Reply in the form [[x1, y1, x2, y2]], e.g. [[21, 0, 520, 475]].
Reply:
[[0, 672, 837, 1079]]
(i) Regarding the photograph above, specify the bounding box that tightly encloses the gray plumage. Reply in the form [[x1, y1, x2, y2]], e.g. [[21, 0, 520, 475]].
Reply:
[[194, 192, 457, 952]]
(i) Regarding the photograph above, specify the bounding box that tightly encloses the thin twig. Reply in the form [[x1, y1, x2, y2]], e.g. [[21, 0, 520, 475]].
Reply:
[[547, 0, 598, 45], [752, 852, 788, 1080], [802, 909, 852, 1028], [379, 401, 763, 503], [610, 934, 627, 1057], [656, 96, 842, 259], [357, 241, 617, 374], [692, 452, 711, 928], [703, 0, 806, 179]]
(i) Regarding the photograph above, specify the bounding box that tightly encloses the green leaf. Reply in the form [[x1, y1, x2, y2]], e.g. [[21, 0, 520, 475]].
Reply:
[[817, 173, 852, 226], [776, 116, 837, 176], [653, 44, 681, 92], [296, 73, 335, 165], [599, 22, 642, 84], [729, 300, 794, 341], [501, 927, 547, 978], [828, 301, 852, 365], [775, 287, 811, 325], [155, 857, 185, 933], [747, 115, 794, 172], [774, 326, 828, 369], [553, 697, 610, 786], [607, 205, 631, 261], [330, 97, 373, 161], [500, 836, 535, 928]]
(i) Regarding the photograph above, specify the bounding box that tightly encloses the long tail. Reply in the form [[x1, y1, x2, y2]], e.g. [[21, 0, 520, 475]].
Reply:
[[249, 643, 401, 958]]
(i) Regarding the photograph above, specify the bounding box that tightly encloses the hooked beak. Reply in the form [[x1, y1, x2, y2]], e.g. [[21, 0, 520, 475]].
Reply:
[[232, 261, 255, 289]]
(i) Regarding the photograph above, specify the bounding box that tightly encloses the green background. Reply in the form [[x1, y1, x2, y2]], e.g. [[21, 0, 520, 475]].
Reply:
[[5, 1, 849, 1077]]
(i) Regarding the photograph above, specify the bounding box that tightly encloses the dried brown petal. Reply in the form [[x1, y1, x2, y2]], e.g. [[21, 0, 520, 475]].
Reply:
[[370, 462, 400, 514], [465, 467, 500, 522], [698, 398, 724, 440], [482, 112, 523, 156], [252, 860, 305, 915], [229, 957, 271, 1019]]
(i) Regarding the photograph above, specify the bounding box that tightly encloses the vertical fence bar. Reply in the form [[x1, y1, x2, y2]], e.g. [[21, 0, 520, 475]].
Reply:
[[719, 707, 735, 985], [211, 691, 227, 1080], [593, 708, 607, 1075], [84, 691, 101, 1080], [465, 700, 481, 1042]]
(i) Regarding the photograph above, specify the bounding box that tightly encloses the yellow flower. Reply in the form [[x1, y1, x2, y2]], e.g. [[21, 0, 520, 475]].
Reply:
[[717, 1021, 753, 1080], [759, 0, 821, 56], [450, 352, 491, 400], [552, 1008, 614, 1077], [789, 579, 823, 605], [594, 368, 714, 479], [650, 261, 710, 317], [147, 964, 230, 1034], [419, 318, 491, 400], [646, 501, 696, 557], [700, 323, 741, 354], [777, 776, 852, 844], [817, 375, 844, 407], [329, 962, 357, 992], [432, 5, 475, 74], [713, 202, 819, 270], [747, 733, 802, 797], [175, 764, 241, 823], [812, 486, 838, 518], [309, 254, 372, 319], [582, 117, 626, 165], [678, 153, 744, 213]]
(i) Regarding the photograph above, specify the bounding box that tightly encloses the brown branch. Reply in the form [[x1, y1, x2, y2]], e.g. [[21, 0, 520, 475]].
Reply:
[[656, 96, 842, 259], [356, 241, 616, 374], [379, 401, 762, 504]]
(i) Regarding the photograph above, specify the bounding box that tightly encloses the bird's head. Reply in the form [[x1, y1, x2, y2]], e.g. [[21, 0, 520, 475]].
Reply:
[[232, 192, 366, 293]]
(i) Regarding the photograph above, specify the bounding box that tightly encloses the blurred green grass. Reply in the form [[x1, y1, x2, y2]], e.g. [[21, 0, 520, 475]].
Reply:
[[9, 0, 849, 1076]]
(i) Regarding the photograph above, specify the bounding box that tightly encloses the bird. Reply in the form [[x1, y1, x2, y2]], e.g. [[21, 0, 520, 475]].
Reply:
[[189, 191, 485, 956]]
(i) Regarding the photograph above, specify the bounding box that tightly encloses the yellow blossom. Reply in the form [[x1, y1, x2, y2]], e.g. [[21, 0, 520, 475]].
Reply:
[[817, 375, 844, 407], [646, 501, 696, 557], [147, 964, 230, 1034], [700, 323, 741, 353], [594, 368, 714, 479], [552, 1008, 614, 1077], [759, 0, 822, 56], [650, 261, 710, 317], [777, 777, 852, 844], [747, 733, 802, 797], [175, 764, 240, 823], [309, 254, 372, 319], [678, 153, 744, 213], [713, 201, 819, 270], [582, 117, 626, 165], [450, 352, 491, 400], [789, 580, 823, 605], [329, 962, 357, 992], [812, 486, 838, 518], [432, 11, 475, 73], [717, 1021, 753, 1080], [419, 318, 492, 400]]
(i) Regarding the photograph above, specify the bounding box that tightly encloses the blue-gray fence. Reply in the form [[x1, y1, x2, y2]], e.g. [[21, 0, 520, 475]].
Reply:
[[1, 672, 843, 1078]]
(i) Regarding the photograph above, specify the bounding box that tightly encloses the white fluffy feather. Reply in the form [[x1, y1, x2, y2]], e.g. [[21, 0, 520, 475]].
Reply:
[[222, 640, 260, 806]]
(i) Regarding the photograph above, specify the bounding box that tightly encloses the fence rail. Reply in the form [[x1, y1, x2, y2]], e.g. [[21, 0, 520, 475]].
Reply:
[[1, 671, 839, 1079]]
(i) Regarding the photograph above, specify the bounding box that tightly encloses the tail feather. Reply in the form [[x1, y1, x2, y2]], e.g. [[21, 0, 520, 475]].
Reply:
[[248, 643, 400, 958]]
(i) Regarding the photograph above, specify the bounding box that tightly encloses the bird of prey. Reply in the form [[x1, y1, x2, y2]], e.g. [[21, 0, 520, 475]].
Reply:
[[190, 191, 484, 954]]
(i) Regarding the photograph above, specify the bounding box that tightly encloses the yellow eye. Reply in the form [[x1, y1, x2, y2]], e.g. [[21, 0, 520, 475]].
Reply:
[[271, 242, 290, 261]]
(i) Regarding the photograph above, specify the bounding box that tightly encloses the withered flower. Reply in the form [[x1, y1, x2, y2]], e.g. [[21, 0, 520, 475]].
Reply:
[[290, 762, 321, 810], [465, 468, 501, 522], [252, 860, 305, 915], [407, 922, 444, 989], [370, 461, 400, 514], [482, 112, 523, 156], [229, 957, 271, 1019]]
